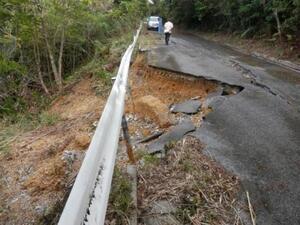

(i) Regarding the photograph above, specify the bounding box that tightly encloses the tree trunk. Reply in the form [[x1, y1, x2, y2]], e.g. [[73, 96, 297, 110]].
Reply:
[[42, 21, 62, 91], [33, 38, 49, 95], [57, 28, 65, 90], [274, 8, 282, 42]]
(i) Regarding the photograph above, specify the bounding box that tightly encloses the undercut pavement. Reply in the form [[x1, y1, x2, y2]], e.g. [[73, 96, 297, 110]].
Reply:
[[148, 32, 300, 225]]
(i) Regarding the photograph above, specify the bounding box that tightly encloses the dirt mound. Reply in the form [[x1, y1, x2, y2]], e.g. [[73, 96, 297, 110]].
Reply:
[[135, 95, 174, 128]]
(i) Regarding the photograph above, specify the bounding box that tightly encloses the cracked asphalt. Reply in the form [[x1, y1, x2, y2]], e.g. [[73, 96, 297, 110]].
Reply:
[[148, 33, 300, 225]]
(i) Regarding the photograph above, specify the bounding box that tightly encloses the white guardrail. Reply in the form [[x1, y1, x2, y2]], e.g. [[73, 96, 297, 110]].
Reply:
[[58, 26, 142, 225]]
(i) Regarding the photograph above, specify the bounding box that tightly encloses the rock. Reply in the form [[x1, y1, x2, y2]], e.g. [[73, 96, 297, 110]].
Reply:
[[143, 201, 180, 225], [144, 215, 180, 225], [35, 204, 47, 216], [135, 95, 174, 128], [126, 114, 134, 122], [92, 121, 98, 128], [75, 134, 91, 149], [170, 99, 202, 114], [147, 119, 196, 154], [151, 200, 177, 214], [61, 150, 78, 163], [136, 131, 164, 144]]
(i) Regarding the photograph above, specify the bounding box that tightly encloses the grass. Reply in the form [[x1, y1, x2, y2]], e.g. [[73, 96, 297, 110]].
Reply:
[[135, 149, 160, 167], [0, 112, 61, 155], [39, 112, 61, 126], [106, 166, 133, 225], [0, 115, 36, 153], [143, 154, 160, 166]]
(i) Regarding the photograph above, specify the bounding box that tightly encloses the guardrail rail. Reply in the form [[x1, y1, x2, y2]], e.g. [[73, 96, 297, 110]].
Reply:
[[58, 26, 142, 225]]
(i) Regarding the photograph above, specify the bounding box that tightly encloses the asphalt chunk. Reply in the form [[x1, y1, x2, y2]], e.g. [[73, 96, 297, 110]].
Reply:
[[170, 100, 202, 114], [147, 119, 196, 154]]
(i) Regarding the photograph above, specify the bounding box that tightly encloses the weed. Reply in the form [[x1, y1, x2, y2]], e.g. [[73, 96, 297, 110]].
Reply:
[[138, 137, 241, 225], [36, 201, 65, 225], [135, 149, 147, 160], [95, 70, 111, 80], [107, 167, 133, 225], [165, 140, 177, 151], [180, 159, 194, 173], [135, 149, 160, 167], [143, 154, 160, 166], [39, 112, 61, 126], [174, 193, 200, 223]]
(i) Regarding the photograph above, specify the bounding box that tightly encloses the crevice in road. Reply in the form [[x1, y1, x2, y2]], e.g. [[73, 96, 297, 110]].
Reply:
[[148, 65, 245, 98], [221, 84, 244, 96], [231, 59, 292, 105]]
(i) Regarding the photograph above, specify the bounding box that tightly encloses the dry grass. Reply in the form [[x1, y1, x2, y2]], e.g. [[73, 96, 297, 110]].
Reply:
[[137, 136, 243, 225]]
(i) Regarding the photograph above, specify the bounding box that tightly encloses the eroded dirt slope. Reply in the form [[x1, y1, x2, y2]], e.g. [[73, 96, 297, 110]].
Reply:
[[0, 76, 107, 225]]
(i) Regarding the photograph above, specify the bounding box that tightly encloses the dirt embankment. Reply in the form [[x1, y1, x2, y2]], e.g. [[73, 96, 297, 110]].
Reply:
[[0, 76, 107, 225]]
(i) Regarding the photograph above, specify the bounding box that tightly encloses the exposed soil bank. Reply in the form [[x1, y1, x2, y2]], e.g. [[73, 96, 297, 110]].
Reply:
[[128, 54, 217, 107], [0, 76, 108, 225]]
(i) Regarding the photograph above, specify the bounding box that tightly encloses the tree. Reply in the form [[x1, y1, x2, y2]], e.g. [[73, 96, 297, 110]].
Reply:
[[0, 0, 148, 116], [159, 0, 300, 39]]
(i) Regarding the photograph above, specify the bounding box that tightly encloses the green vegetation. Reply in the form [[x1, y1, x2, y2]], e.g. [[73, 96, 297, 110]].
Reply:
[[107, 166, 133, 225], [0, 0, 148, 154], [153, 0, 300, 41], [39, 112, 61, 126], [0, 0, 148, 117], [136, 149, 160, 167]]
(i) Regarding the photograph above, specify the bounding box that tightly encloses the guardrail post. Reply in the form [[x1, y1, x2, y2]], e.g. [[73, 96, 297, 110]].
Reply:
[[122, 115, 136, 164]]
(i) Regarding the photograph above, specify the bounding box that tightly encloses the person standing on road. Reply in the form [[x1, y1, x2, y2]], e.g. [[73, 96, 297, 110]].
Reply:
[[164, 20, 174, 45]]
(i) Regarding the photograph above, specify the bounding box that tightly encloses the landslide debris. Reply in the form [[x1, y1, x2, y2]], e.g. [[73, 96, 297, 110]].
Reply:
[[135, 95, 174, 128], [0, 76, 107, 225]]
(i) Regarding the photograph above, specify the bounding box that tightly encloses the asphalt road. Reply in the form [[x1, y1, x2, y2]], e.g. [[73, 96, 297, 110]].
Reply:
[[148, 33, 300, 225]]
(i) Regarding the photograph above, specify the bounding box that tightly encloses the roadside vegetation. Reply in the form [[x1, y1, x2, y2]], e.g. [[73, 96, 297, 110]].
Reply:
[[106, 166, 134, 225], [0, 0, 147, 118], [0, 0, 148, 154]]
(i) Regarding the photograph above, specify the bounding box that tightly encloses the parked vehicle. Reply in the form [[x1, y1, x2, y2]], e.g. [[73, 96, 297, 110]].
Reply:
[[147, 16, 160, 31]]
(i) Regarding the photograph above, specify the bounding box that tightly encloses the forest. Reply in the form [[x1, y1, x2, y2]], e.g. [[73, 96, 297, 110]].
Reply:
[[155, 0, 300, 39], [0, 0, 147, 118]]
